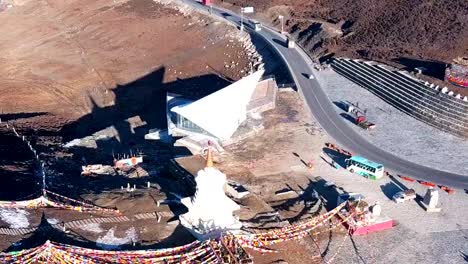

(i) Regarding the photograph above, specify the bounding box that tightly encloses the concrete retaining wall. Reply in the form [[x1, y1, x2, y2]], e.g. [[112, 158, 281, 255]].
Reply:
[[332, 58, 468, 138]]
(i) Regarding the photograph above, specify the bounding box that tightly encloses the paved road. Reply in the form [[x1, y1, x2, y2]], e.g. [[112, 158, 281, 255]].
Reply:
[[185, 1, 468, 189]]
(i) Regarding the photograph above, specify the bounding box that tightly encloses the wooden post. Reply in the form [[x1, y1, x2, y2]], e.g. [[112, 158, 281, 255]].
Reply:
[[220, 235, 239, 264], [207, 241, 223, 264], [157, 212, 161, 223]]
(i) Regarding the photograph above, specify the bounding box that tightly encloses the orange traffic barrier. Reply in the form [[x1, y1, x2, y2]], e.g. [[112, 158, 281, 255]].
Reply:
[[448, 189, 456, 195], [419, 181, 436, 188], [398, 175, 415, 182], [384, 171, 391, 177], [440, 186, 456, 195], [341, 150, 353, 157], [325, 143, 338, 151]]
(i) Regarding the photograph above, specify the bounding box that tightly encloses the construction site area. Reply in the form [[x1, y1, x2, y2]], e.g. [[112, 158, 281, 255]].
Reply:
[[0, 0, 467, 263]]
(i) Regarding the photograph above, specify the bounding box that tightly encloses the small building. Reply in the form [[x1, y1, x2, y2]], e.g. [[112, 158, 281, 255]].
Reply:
[[167, 70, 277, 149], [337, 197, 393, 236]]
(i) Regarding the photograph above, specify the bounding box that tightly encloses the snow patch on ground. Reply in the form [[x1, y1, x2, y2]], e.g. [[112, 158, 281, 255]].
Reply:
[[96, 227, 137, 250], [79, 223, 104, 233], [0, 208, 30, 228]]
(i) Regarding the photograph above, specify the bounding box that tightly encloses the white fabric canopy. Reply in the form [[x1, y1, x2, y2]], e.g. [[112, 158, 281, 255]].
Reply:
[[171, 70, 264, 140]]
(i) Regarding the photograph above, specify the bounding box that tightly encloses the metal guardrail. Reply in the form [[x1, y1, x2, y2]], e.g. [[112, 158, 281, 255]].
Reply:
[[277, 83, 297, 89], [260, 74, 275, 81]]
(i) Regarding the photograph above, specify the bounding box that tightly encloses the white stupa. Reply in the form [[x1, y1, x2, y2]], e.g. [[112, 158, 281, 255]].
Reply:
[[179, 146, 241, 240]]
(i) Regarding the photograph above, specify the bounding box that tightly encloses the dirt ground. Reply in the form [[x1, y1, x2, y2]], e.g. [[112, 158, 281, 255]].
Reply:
[[213, 88, 468, 263], [214, 0, 468, 96], [0, 83, 351, 263], [6, 0, 461, 262], [0, 0, 255, 254], [0, 0, 251, 132], [218, 90, 324, 182], [211, 90, 350, 263], [215, 0, 467, 62]]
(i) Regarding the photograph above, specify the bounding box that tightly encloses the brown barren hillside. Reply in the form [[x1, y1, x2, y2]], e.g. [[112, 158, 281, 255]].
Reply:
[[217, 0, 467, 61], [0, 0, 252, 132], [216, 0, 468, 90]]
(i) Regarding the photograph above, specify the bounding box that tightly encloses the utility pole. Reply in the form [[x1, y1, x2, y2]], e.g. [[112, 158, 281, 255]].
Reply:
[[240, 7, 244, 31], [240, 6, 254, 31], [278, 15, 284, 34]]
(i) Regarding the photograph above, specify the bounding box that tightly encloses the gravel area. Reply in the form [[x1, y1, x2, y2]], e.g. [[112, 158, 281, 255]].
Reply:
[[222, 87, 468, 263], [315, 68, 468, 175], [313, 161, 468, 233], [213, 85, 468, 263], [323, 226, 468, 264], [312, 153, 468, 263]]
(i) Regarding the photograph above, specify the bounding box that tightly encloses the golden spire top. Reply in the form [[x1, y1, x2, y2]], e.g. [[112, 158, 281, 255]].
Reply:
[[205, 141, 214, 168]]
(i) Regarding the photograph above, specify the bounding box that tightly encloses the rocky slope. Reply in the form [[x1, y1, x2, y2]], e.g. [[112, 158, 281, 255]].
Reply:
[[216, 0, 467, 64]]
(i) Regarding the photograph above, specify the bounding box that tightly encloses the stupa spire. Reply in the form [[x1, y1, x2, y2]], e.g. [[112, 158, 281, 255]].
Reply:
[[205, 141, 213, 168]]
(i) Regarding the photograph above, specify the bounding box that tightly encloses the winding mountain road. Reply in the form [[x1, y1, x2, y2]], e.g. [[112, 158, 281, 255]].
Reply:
[[184, 0, 468, 189]]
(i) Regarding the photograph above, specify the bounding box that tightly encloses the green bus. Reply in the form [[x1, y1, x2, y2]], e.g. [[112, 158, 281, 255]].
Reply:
[[345, 156, 384, 180]]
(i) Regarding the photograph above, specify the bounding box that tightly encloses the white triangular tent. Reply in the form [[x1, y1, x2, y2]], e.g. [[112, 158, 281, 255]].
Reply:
[[171, 70, 264, 140]]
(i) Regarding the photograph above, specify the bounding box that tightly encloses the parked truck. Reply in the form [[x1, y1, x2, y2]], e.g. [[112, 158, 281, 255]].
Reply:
[[355, 115, 376, 130], [343, 101, 376, 130]]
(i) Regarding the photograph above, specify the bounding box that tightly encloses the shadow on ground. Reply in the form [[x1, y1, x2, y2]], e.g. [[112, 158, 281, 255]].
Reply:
[[6, 213, 195, 252], [0, 112, 48, 122], [380, 182, 401, 200], [339, 112, 356, 125], [393, 57, 446, 80], [246, 32, 292, 85], [270, 179, 323, 223], [0, 129, 40, 200], [309, 176, 344, 211], [333, 101, 349, 112], [43, 66, 232, 197], [389, 175, 410, 191], [61, 66, 230, 144], [322, 147, 348, 168]]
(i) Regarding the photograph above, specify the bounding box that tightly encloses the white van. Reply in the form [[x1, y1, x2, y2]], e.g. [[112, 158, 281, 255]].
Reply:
[[251, 20, 262, 31]]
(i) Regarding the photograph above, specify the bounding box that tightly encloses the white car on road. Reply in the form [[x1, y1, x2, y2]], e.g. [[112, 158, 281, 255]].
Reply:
[[392, 189, 416, 203]]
